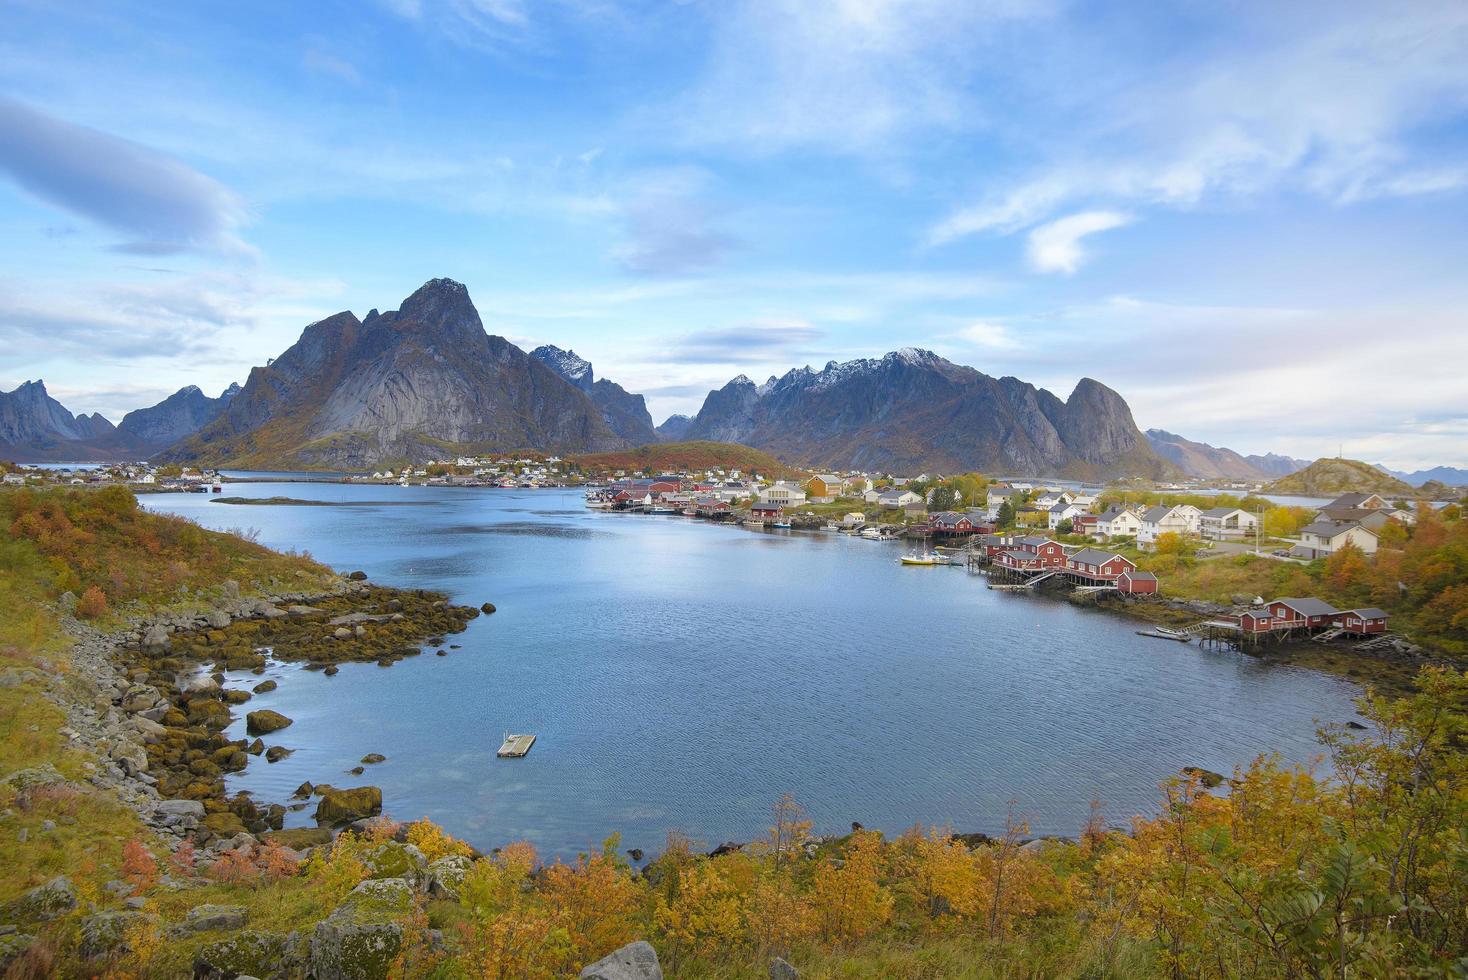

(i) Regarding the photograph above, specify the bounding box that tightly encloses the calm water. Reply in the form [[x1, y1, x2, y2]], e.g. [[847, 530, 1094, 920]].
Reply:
[[141, 484, 1361, 859]]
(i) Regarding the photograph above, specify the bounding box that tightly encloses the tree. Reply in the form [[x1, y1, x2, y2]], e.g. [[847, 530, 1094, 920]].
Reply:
[[929, 485, 957, 511], [996, 500, 1016, 529], [1057, 519, 1074, 535]]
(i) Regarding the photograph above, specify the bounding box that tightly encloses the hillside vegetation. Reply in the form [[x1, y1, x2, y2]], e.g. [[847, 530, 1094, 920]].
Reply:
[[572, 441, 805, 480], [1267, 457, 1416, 497]]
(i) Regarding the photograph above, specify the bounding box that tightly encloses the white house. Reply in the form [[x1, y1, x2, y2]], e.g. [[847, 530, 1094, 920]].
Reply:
[[877, 489, 923, 510], [758, 481, 808, 506], [1093, 507, 1143, 540], [1034, 490, 1073, 509], [1137, 505, 1202, 548], [1047, 502, 1084, 530], [1198, 507, 1261, 541], [1296, 520, 1379, 559], [986, 487, 1025, 520]]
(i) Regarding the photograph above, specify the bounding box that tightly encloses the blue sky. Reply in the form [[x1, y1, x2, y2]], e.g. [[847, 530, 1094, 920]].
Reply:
[[1, 0, 1466, 468]]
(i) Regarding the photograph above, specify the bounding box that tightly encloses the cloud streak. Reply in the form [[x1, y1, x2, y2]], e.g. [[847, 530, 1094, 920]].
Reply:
[[1025, 211, 1130, 274], [0, 96, 249, 255]]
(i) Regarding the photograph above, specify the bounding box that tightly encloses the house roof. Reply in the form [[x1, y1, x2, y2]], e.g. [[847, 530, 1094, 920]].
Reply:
[[1069, 548, 1129, 566], [929, 511, 968, 524], [1273, 597, 1340, 616], [988, 488, 1024, 498], [1017, 535, 1052, 547], [1342, 607, 1388, 619], [1200, 506, 1246, 518], [1119, 570, 1157, 581], [1328, 492, 1385, 509], [1301, 520, 1378, 540], [1142, 505, 1174, 522], [998, 549, 1036, 562], [1049, 502, 1076, 513]]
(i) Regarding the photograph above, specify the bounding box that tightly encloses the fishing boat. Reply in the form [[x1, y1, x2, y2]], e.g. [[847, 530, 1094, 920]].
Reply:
[[898, 551, 947, 566], [771, 518, 792, 529], [859, 527, 882, 539], [647, 504, 677, 514]]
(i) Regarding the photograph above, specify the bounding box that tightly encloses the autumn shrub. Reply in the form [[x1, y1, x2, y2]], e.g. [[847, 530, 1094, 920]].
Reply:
[[406, 819, 474, 862], [76, 585, 107, 619], [121, 837, 158, 894]]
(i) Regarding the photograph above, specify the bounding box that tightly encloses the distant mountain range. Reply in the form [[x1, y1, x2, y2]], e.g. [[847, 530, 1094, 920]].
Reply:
[[1375, 464, 1468, 488], [3, 276, 1463, 482], [1144, 429, 1310, 481], [679, 349, 1173, 479]]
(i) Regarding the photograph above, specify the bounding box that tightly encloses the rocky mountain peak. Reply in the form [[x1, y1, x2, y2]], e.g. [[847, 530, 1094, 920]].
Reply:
[[530, 345, 595, 391]]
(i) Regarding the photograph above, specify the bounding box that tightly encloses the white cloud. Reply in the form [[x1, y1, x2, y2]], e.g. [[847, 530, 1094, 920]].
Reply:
[[1025, 211, 1130, 274], [952, 320, 1020, 350]]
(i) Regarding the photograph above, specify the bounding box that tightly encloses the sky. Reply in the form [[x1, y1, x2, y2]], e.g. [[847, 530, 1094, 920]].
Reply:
[[1, 0, 1466, 469]]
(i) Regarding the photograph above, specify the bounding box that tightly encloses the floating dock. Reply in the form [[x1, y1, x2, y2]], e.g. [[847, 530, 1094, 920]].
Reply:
[[496, 734, 536, 758]]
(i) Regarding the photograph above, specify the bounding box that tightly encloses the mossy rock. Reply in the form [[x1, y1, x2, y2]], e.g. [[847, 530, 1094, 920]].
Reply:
[[79, 910, 160, 959], [427, 855, 473, 900], [362, 841, 428, 886], [252, 679, 277, 694], [3, 764, 70, 792], [1183, 766, 1227, 789], [245, 709, 293, 735], [314, 786, 382, 826], [203, 811, 248, 837], [310, 879, 412, 980], [264, 826, 334, 850], [0, 933, 36, 973], [194, 929, 302, 980], [1, 876, 76, 922], [222, 689, 252, 705]]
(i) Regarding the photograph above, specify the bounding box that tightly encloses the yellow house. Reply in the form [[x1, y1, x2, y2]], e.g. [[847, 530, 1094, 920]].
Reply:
[[804, 473, 846, 501]]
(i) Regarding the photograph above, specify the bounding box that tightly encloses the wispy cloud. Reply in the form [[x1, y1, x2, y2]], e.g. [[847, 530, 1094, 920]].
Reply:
[[654, 318, 824, 364], [611, 168, 737, 276], [1025, 211, 1130, 274], [0, 96, 249, 256]]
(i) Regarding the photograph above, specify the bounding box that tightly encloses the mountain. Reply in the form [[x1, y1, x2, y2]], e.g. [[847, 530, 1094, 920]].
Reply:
[[1244, 452, 1311, 478], [116, 383, 240, 453], [1375, 464, 1468, 488], [1266, 458, 1416, 497], [656, 414, 692, 442], [0, 380, 127, 462], [530, 345, 658, 446], [1145, 430, 1266, 480], [164, 279, 626, 469], [681, 348, 1174, 479]]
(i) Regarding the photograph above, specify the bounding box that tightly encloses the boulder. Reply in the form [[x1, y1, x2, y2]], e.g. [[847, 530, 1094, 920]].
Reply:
[[5, 764, 70, 792], [362, 842, 429, 888], [142, 624, 171, 651], [310, 878, 412, 980], [580, 940, 662, 980], [770, 958, 799, 980], [264, 827, 334, 850], [245, 710, 292, 735], [194, 930, 301, 980], [252, 680, 277, 694], [156, 799, 206, 819], [315, 786, 382, 826], [292, 781, 314, 799], [480, 602, 496, 614], [79, 910, 159, 959], [0, 933, 35, 973], [361, 753, 386, 765], [1182, 766, 1226, 789], [2, 876, 76, 922], [203, 812, 248, 837], [205, 609, 232, 629], [427, 855, 473, 900], [347, 571, 368, 581], [265, 746, 293, 763], [186, 904, 249, 933]]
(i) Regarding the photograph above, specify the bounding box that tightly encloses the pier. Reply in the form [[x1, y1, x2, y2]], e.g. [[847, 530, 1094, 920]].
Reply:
[[497, 733, 537, 758]]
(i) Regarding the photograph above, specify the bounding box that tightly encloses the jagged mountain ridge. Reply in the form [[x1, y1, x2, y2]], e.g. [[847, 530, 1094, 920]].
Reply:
[[116, 384, 240, 452], [682, 348, 1174, 478], [1143, 429, 1310, 481], [530, 345, 658, 446], [162, 279, 627, 469], [0, 380, 128, 462]]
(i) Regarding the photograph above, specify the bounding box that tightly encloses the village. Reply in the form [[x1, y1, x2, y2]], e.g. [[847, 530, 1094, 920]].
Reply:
[[586, 471, 1422, 654]]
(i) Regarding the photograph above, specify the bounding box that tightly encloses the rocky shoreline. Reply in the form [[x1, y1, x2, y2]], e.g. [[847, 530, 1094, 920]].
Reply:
[[19, 574, 485, 865]]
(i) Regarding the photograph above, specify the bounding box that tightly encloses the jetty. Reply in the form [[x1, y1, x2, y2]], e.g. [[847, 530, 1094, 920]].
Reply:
[[497, 733, 536, 758]]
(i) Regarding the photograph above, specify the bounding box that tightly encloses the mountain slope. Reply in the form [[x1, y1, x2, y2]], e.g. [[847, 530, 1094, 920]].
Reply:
[[164, 279, 626, 469], [0, 380, 128, 462], [1145, 429, 1272, 480], [656, 414, 692, 442], [1267, 458, 1416, 497], [682, 349, 1173, 479], [1245, 452, 1311, 478], [530, 345, 658, 445], [116, 383, 240, 453], [1375, 464, 1468, 488]]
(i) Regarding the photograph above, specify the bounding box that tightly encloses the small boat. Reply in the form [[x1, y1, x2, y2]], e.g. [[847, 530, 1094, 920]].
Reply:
[[497, 733, 536, 758], [771, 520, 792, 528], [210, 483, 223, 493], [647, 504, 677, 515], [899, 551, 946, 566], [859, 527, 882, 539]]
